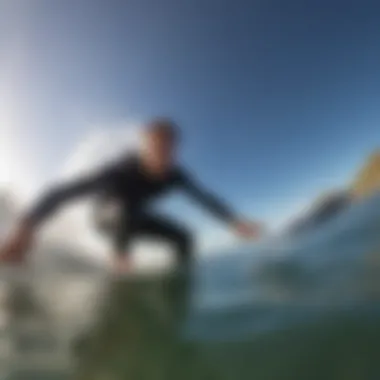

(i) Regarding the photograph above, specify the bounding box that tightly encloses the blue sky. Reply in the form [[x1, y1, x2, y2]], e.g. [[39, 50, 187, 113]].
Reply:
[[1, 0, 380, 252]]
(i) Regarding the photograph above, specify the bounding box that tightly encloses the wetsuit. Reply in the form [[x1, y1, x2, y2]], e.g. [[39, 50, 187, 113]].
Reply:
[[25, 155, 235, 265]]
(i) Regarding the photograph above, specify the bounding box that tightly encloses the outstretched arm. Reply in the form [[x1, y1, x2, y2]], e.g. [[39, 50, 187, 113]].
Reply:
[[25, 173, 111, 226], [178, 170, 236, 223], [178, 169, 264, 239], [0, 162, 122, 263]]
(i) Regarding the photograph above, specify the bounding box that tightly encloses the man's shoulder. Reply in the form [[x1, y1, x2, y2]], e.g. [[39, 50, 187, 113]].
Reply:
[[116, 152, 139, 168], [99, 152, 138, 176]]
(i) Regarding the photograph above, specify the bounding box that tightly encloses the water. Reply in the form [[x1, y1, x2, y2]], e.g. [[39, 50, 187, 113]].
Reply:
[[2, 194, 380, 379]]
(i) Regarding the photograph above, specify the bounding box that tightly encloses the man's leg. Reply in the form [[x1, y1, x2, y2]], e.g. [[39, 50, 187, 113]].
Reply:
[[136, 212, 194, 270], [93, 203, 134, 273], [110, 207, 138, 273], [136, 213, 194, 321], [94, 206, 194, 273]]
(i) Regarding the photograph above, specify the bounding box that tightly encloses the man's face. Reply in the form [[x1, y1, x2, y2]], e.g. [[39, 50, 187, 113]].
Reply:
[[144, 130, 177, 171]]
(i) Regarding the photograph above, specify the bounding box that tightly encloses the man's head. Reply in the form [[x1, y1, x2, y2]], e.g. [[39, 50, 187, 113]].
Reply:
[[141, 117, 180, 173]]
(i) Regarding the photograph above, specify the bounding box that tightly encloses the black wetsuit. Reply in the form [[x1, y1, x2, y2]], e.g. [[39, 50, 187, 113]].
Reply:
[[25, 155, 235, 265]]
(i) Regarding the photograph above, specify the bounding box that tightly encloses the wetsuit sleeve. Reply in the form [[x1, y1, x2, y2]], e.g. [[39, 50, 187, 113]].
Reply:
[[177, 169, 236, 223], [24, 162, 122, 226]]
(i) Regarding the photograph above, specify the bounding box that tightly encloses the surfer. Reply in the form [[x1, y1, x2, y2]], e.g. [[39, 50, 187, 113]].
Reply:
[[0, 118, 263, 273]]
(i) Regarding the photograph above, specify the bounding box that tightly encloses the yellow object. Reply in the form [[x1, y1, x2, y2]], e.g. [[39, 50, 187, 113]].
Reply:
[[351, 150, 380, 201]]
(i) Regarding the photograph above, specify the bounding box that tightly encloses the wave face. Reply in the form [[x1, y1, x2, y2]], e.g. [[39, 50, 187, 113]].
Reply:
[[2, 193, 380, 379]]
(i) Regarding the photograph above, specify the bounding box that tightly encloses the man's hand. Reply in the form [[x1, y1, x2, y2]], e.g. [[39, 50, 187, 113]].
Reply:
[[0, 222, 34, 265], [231, 219, 265, 240]]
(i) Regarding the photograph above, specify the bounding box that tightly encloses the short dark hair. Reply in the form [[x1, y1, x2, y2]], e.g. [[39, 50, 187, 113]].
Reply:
[[146, 117, 180, 143]]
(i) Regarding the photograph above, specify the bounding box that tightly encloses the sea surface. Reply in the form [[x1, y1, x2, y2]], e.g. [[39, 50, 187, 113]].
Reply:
[[2, 193, 380, 379]]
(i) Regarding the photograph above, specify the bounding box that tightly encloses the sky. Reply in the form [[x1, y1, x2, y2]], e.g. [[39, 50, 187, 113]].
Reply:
[[1, 0, 380, 256]]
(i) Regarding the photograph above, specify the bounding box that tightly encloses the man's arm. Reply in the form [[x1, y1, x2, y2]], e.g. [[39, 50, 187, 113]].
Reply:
[[26, 161, 123, 226], [177, 169, 236, 223], [0, 161, 123, 263], [177, 168, 264, 239]]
